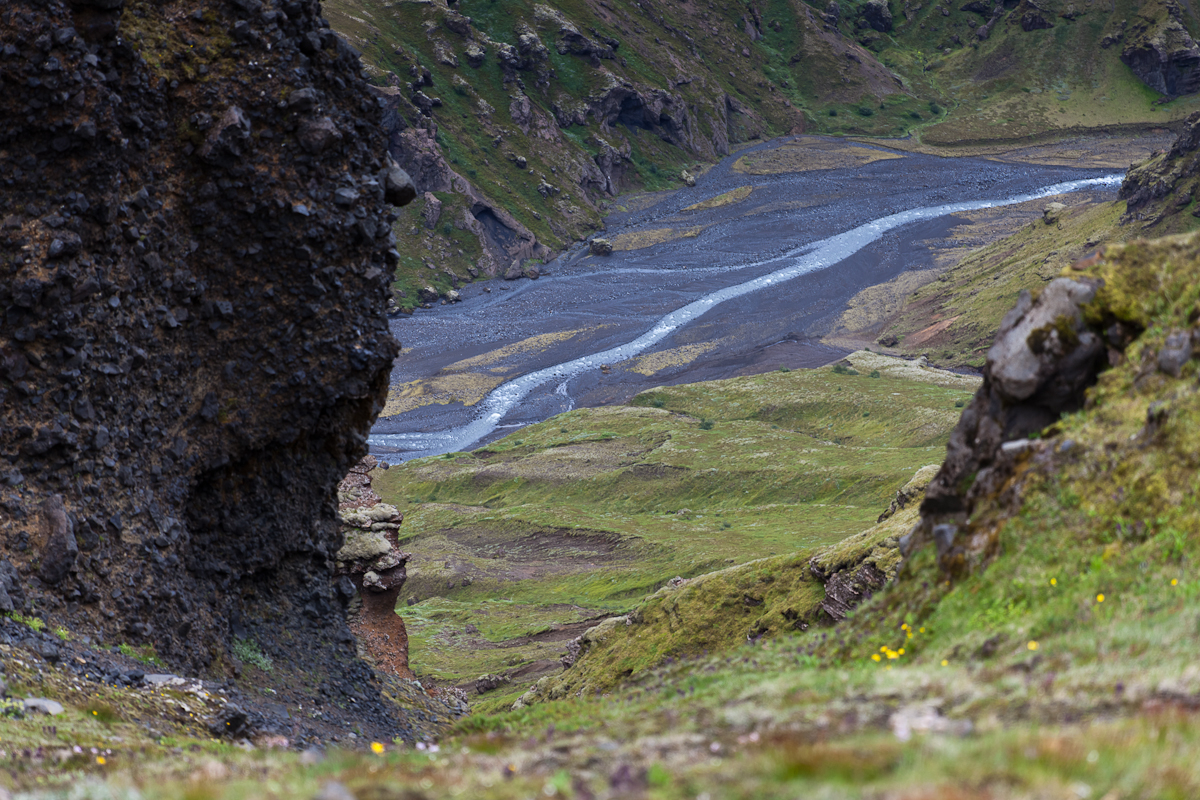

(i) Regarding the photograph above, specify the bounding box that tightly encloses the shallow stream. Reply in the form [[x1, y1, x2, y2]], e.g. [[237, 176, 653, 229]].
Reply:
[[371, 169, 1120, 461]]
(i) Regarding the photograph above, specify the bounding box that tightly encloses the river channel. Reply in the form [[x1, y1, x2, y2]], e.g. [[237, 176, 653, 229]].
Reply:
[[370, 136, 1125, 461]]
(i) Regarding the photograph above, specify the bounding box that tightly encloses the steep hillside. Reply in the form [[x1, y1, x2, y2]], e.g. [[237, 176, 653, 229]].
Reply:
[[325, 0, 1200, 308]]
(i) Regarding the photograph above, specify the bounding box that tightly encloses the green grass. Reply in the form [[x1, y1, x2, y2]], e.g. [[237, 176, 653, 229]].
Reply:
[[874, 199, 1141, 366], [117, 643, 164, 667], [372, 351, 978, 689], [232, 637, 274, 672]]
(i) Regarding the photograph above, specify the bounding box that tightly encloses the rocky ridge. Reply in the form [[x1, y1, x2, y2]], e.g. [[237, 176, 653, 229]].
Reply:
[[0, 0, 426, 741], [1121, 110, 1200, 230]]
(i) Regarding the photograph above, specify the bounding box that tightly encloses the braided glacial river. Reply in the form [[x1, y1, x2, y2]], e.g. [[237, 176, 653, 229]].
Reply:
[[370, 172, 1121, 462]]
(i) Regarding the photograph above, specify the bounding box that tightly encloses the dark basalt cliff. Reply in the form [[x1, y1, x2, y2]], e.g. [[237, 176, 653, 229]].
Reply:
[[0, 0, 417, 734]]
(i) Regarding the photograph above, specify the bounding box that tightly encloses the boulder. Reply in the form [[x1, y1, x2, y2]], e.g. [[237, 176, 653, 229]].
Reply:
[[464, 41, 487, 68], [23, 698, 64, 716], [380, 156, 417, 206], [590, 238, 614, 256], [1042, 202, 1066, 224], [1016, 0, 1054, 32], [859, 0, 893, 32], [37, 495, 77, 585], [910, 278, 1107, 564]]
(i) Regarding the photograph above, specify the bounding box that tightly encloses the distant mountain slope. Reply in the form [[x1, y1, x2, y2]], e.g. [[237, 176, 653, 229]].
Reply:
[[325, 0, 1200, 307]]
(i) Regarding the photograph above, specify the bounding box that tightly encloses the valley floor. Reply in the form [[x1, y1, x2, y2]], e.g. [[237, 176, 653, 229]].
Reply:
[[368, 131, 1168, 460]]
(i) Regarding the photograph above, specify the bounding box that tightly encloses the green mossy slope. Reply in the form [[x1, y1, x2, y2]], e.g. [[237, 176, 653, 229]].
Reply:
[[371, 352, 977, 700]]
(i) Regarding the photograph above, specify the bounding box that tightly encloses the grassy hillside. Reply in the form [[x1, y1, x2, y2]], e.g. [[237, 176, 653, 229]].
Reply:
[[369, 350, 977, 709]]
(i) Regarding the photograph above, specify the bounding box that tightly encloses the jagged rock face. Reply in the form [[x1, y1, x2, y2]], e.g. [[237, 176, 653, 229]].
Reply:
[[1121, 4, 1200, 97], [909, 278, 1109, 570], [1120, 111, 1200, 226], [0, 0, 414, 709]]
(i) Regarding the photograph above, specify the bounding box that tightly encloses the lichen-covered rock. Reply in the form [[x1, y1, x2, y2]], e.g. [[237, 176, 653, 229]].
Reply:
[[337, 531, 393, 563], [910, 277, 1107, 565], [0, 0, 415, 738]]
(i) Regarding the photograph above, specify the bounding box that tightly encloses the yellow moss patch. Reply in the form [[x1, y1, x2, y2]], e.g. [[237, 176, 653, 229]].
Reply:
[[842, 351, 981, 390], [734, 140, 903, 174], [610, 226, 706, 251], [682, 186, 754, 212], [617, 341, 724, 376], [445, 328, 605, 373], [381, 373, 505, 416]]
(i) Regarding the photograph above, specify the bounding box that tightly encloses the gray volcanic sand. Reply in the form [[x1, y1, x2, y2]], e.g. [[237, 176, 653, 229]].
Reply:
[[371, 135, 1120, 455]]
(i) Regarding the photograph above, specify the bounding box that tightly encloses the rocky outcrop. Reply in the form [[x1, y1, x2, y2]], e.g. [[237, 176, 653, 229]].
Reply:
[[859, 0, 894, 32], [374, 91, 551, 276], [590, 238, 614, 256], [1121, 3, 1200, 96], [907, 278, 1109, 571], [336, 456, 411, 678], [534, 3, 617, 65], [1011, 0, 1054, 31], [1120, 111, 1200, 227], [0, 0, 417, 738]]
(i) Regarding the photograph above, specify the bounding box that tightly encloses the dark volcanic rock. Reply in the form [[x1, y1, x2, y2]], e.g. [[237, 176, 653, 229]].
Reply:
[[0, 0, 416, 739], [859, 0, 894, 32], [1120, 9, 1200, 96], [37, 495, 77, 585]]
